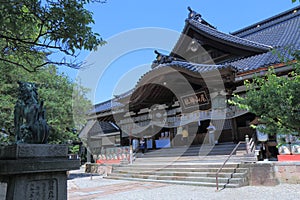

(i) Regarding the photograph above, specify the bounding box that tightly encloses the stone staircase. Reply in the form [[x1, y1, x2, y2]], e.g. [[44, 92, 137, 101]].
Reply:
[[105, 142, 257, 188], [134, 142, 257, 163]]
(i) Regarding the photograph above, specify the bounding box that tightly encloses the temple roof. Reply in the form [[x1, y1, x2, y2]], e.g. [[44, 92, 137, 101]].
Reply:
[[91, 6, 300, 115], [91, 60, 235, 115], [149, 59, 233, 75], [187, 18, 272, 53], [230, 47, 293, 73], [155, 60, 231, 72], [88, 121, 119, 135], [228, 6, 300, 72], [232, 6, 300, 44], [89, 99, 123, 116]]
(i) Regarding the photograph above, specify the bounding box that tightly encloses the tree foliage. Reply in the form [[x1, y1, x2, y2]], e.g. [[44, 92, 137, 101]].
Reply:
[[0, 63, 92, 145], [0, 0, 106, 72], [232, 51, 300, 136]]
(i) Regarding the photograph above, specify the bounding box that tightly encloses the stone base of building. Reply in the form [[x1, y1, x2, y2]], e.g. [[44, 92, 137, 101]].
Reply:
[[0, 144, 80, 200], [241, 163, 279, 186], [85, 163, 113, 176], [242, 161, 300, 186], [274, 161, 300, 184]]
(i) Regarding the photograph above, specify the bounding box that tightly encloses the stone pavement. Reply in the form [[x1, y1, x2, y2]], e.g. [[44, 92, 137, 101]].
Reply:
[[67, 167, 300, 200]]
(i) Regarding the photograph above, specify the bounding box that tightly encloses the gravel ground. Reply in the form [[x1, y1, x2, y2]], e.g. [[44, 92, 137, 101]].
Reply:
[[68, 170, 300, 200], [96, 183, 300, 200]]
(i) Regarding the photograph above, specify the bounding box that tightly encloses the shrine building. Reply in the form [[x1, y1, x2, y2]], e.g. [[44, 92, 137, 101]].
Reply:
[[79, 6, 300, 162]]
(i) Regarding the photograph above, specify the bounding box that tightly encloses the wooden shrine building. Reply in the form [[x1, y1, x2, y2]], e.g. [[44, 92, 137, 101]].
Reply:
[[79, 6, 300, 159]]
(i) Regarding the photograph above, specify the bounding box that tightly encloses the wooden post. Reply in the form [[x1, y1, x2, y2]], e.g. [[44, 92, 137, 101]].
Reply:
[[231, 117, 238, 143]]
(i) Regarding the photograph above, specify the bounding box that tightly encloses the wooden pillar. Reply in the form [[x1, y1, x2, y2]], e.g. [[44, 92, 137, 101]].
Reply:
[[169, 128, 173, 147], [87, 150, 91, 163], [231, 117, 239, 143]]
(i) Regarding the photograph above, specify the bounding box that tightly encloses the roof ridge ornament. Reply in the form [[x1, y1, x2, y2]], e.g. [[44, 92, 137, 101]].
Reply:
[[151, 50, 177, 68], [187, 7, 216, 29], [187, 6, 202, 21]]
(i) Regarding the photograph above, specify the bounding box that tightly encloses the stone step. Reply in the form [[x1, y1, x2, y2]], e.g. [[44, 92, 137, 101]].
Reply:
[[142, 144, 248, 158], [133, 156, 257, 164], [104, 176, 241, 188], [145, 146, 246, 155], [117, 163, 241, 168], [106, 173, 246, 185], [112, 170, 247, 179], [107, 164, 249, 187], [106, 143, 252, 188], [112, 167, 248, 174]]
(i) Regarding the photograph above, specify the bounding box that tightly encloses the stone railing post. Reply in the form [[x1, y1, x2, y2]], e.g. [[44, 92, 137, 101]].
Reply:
[[245, 135, 250, 154]]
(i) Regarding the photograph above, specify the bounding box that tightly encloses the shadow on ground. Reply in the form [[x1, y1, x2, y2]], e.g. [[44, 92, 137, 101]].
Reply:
[[68, 173, 101, 180]]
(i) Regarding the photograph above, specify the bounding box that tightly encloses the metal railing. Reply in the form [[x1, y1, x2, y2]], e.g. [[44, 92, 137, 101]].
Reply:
[[215, 141, 245, 191]]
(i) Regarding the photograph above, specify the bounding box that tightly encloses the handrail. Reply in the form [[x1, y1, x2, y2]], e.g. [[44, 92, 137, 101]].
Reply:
[[249, 138, 255, 154], [215, 141, 245, 191]]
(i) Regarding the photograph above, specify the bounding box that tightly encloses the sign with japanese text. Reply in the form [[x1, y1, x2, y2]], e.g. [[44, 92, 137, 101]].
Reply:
[[180, 91, 209, 109]]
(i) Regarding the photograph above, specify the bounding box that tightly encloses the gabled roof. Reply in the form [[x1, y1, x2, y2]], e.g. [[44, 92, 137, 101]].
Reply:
[[91, 59, 235, 115], [187, 18, 272, 53], [89, 121, 119, 135], [79, 120, 120, 141], [90, 6, 300, 115], [229, 6, 300, 72], [232, 6, 300, 44]]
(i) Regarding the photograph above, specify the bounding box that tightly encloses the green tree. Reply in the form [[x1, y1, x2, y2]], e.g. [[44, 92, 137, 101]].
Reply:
[[0, 0, 106, 72], [232, 51, 300, 136], [0, 63, 92, 145]]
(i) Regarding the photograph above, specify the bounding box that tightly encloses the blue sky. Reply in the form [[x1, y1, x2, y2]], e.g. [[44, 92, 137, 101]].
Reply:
[[61, 0, 298, 104]]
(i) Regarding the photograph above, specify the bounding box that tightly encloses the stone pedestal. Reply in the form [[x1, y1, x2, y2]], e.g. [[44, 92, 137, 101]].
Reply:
[[241, 163, 279, 186], [0, 144, 80, 200]]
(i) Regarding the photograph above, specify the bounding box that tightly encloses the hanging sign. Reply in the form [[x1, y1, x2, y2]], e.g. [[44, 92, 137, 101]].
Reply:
[[180, 91, 209, 109]]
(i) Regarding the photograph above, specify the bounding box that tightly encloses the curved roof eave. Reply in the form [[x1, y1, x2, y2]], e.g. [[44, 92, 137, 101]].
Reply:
[[134, 60, 236, 87], [187, 19, 273, 53]]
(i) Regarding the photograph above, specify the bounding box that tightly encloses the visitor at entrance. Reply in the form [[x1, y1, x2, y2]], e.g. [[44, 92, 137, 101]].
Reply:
[[132, 138, 139, 153], [139, 138, 146, 154], [207, 122, 216, 145], [182, 127, 189, 146]]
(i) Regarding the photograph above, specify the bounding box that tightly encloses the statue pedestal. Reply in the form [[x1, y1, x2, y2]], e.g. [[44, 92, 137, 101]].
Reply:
[[0, 144, 80, 200]]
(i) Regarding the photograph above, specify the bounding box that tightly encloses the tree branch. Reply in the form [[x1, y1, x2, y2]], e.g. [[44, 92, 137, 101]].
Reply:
[[0, 34, 75, 56], [0, 57, 35, 72]]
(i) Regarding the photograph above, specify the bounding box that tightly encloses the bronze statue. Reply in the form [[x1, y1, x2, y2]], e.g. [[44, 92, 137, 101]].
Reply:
[[14, 81, 49, 144]]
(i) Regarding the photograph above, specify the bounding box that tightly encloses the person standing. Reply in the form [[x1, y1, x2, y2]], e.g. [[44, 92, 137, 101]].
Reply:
[[139, 138, 146, 154], [182, 127, 189, 146], [207, 122, 216, 145]]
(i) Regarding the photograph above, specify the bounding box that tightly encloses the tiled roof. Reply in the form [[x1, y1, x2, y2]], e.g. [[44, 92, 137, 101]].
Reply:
[[188, 19, 272, 52], [89, 121, 119, 136], [134, 60, 234, 89], [151, 60, 231, 73], [228, 6, 300, 72], [232, 6, 300, 41], [92, 61, 231, 114], [230, 47, 295, 72], [91, 89, 134, 114], [90, 99, 123, 115], [91, 6, 300, 114]]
